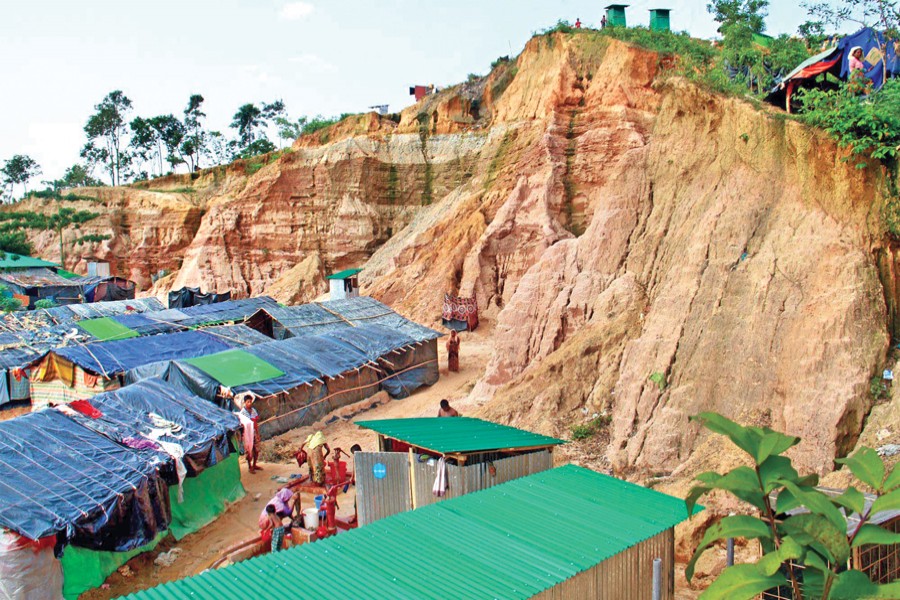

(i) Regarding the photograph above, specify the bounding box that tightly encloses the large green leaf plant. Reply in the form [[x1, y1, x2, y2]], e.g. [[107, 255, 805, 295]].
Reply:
[[687, 412, 900, 599]]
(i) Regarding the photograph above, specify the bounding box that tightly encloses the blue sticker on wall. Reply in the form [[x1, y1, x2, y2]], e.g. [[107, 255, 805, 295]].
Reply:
[[373, 462, 387, 479]]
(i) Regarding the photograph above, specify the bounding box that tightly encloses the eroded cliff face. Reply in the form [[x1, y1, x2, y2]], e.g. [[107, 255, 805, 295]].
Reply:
[[9, 33, 894, 479], [364, 34, 892, 478]]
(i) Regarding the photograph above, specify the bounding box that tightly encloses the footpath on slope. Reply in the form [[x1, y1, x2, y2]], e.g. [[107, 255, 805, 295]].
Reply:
[[82, 327, 493, 599]]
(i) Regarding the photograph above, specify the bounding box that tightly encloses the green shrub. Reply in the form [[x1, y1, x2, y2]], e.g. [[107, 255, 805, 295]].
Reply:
[[34, 298, 58, 309], [570, 414, 612, 440], [649, 371, 667, 391]]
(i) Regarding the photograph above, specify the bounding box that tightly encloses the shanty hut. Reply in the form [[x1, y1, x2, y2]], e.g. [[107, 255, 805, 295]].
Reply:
[[326, 268, 361, 300], [28, 325, 271, 409], [266, 296, 441, 397], [0, 268, 88, 307], [0, 409, 168, 600], [763, 487, 900, 599], [121, 465, 698, 600], [353, 417, 564, 525], [164, 319, 440, 438], [0, 379, 243, 599]]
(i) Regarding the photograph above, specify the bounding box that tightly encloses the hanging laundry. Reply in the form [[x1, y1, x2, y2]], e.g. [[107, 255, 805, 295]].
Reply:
[[236, 412, 255, 459], [69, 399, 102, 419], [432, 457, 448, 497], [156, 439, 187, 502]]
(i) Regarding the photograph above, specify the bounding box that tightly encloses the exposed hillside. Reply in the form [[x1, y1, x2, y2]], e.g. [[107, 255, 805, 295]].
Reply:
[[8, 30, 898, 484]]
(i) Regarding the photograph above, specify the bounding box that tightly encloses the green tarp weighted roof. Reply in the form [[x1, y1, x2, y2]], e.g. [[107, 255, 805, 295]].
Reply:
[[355, 417, 565, 453], [77, 317, 139, 342], [183, 349, 285, 387], [326, 268, 362, 280], [120, 465, 699, 600]]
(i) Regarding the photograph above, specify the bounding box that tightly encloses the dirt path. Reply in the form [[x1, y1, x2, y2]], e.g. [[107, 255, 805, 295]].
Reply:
[[83, 328, 492, 598]]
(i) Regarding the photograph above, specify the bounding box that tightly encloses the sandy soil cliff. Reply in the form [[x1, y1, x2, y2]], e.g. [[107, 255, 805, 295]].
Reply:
[[10, 32, 896, 483]]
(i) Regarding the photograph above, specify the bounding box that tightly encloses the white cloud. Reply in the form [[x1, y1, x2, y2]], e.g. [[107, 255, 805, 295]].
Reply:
[[279, 2, 314, 21], [288, 53, 336, 74]]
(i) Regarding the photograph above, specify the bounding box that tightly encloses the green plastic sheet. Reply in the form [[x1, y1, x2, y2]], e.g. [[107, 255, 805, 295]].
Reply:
[[169, 453, 245, 540], [61, 531, 167, 600], [183, 349, 284, 387], [60, 455, 244, 598], [78, 317, 139, 341]]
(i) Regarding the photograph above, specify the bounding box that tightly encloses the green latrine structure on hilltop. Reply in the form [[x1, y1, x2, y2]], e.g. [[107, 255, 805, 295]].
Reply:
[[605, 4, 628, 27], [650, 8, 671, 32], [119, 465, 701, 600]]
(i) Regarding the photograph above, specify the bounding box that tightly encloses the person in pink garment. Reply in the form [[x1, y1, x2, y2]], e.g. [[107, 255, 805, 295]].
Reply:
[[238, 394, 261, 473], [848, 46, 865, 72]]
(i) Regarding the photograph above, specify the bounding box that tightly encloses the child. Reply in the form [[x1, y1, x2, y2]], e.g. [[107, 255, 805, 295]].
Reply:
[[259, 505, 285, 552]]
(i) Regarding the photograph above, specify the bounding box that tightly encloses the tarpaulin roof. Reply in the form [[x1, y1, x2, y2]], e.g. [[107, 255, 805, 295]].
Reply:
[[183, 350, 285, 388], [0, 409, 164, 543], [837, 27, 899, 85], [171, 321, 429, 398], [121, 465, 699, 600], [39, 298, 165, 325], [265, 296, 441, 342], [0, 268, 83, 289], [62, 378, 240, 466], [155, 296, 278, 328], [48, 325, 268, 377], [356, 417, 565, 453], [77, 317, 140, 342]]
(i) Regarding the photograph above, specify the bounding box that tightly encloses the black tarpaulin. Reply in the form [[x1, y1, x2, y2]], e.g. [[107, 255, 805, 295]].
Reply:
[[0, 409, 168, 549]]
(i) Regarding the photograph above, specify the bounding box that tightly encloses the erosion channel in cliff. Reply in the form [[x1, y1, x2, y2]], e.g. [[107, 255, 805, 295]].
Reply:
[[10, 31, 900, 488]]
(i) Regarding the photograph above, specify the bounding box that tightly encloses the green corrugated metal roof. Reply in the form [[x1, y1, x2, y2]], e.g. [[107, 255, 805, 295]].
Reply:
[[119, 465, 699, 600], [326, 268, 362, 280], [0, 252, 59, 270], [355, 417, 565, 453]]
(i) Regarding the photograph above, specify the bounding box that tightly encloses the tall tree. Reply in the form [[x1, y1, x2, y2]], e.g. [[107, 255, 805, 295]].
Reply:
[[275, 115, 308, 148], [81, 90, 133, 186], [151, 115, 185, 174], [1, 155, 42, 199], [230, 103, 264, 148], [45, 163, 104, 192], [709, 0, 771, 93], [708, 0, 770, 33], [129, 116, 158, 179], [181, 94, 206, 172]]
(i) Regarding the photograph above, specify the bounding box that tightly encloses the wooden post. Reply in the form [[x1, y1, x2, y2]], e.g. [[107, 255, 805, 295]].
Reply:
[[408, 448, 417, 510]]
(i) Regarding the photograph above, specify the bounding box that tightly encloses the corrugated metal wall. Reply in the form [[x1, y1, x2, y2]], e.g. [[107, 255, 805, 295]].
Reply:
[[356, 450, 554, 524], [531, 529, 675, 600], [355, 452, 411, 526]]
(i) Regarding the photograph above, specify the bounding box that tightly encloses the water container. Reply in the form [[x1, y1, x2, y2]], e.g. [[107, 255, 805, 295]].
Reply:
[[314, 495, 324, 509], [303, 507, 319, 531]]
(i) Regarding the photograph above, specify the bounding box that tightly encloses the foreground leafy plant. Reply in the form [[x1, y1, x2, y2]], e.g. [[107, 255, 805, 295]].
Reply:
[[687, 412, 900, 599]]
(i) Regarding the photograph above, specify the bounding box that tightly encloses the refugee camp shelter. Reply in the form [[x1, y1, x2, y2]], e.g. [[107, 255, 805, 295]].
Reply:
[[28, 324, 271, 408], [763, 487, 900, 599], [0, 268, 87, 307], [354, 417, 564, 525], [0, 378, 243, 600], [123, 465, 697, 600], [265, 296, 441, 398], [168, 286, 232, 309], [163, 316, 441, 438], [766, 27, 899, 111], [327, 268, 362, 300], [0, 252, 59, 272]]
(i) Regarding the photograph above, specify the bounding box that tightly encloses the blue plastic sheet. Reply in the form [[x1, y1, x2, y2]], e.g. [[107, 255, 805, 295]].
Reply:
[[837, 27, 899, 89], [0, 410, 169, 548], [50, 326, 263, 377]]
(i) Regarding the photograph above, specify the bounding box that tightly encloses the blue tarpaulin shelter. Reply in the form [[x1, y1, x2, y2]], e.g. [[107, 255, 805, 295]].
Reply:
[[767, 27, 899, 110], [165, 298, 442, 438], [0, 409, 169, 547]]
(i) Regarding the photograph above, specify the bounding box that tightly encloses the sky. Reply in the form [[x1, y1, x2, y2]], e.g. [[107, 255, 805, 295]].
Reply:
[[0, 0, 819, 182]]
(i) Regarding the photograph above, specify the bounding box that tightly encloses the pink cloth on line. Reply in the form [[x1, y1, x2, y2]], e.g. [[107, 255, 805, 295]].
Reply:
[[237, 412, 255, 457]]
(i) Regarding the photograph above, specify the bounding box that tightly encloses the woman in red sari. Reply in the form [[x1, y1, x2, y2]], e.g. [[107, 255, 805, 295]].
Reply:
[[447, 330, 460, 372]]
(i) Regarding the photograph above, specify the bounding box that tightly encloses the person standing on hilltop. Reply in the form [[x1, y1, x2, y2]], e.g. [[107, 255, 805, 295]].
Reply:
[[447, 329, 460, 372], [575, 18, 582, 29], [601, 14, 607, 28]]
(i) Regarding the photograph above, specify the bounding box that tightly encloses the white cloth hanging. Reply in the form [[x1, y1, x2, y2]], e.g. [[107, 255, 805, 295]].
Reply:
[[155, 440, 186, 503], [432, 457, 448, 497]]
